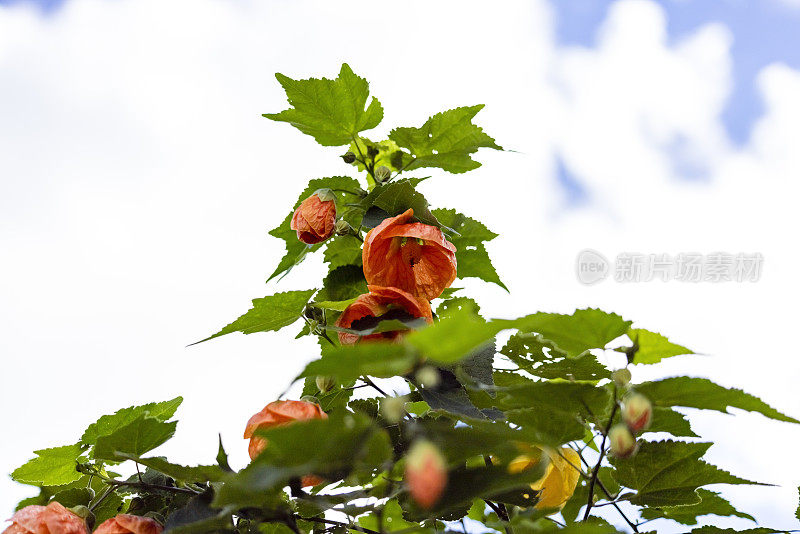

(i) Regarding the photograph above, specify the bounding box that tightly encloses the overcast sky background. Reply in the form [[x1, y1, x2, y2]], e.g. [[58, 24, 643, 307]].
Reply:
[[1, 0, 799, 531]]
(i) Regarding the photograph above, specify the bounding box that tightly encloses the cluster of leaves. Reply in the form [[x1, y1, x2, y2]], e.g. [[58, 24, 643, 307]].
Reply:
[[9, 64, 800, 534]]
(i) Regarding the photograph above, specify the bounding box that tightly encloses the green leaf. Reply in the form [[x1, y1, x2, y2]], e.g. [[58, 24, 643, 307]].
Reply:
[[81, 397, 183, 445], [195, 289, 315, 344], [264, 63, 383, 146], [359, 500, 419, 532], [116, 454, 226, 483], [49, 487, 93, 507], [165, 491, 234, 534], [389, 105, 501, 174], [797, 485, 799, 520], [93, 415, 177, 461], [216, 435, 232, 472], [298, 342, 415, 382], [644, 407, 698, 438], [457, 340, 496, 392], [12, 444, 85, 486], [640, 488, 755, 525], [500, 382, 610, 446], [370, 181, 441, 228], [432, 209, 506, 290], [432, 209, 498, 246], [514, 308, 632, 358], [609, 440, 764, 506], [635, 377, 799, 423], [323, 235, 363, 270], [456, 244, 508, 291], [315, 264, 367, 302], [419, 381, 487, 420], [268, 176, 363, 281], [501, 333, 611, 381], [628, 328, 693, 364], [406, 308, 501, 364]]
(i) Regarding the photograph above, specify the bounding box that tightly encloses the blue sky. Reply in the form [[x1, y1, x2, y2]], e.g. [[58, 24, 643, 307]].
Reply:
[[5, 0, 799, 147], [550, 0, 800, 145]]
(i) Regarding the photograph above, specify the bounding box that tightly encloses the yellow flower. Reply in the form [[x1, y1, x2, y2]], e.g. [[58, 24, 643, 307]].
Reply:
[[508, 447, 581, 512]]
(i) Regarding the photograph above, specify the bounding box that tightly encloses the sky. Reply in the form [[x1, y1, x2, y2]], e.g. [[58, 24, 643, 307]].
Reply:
[[1, 0, 799, 531]]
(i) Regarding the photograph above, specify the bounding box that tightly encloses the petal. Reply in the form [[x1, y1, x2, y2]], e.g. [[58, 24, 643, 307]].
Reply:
[[115, 515, 163, 534]]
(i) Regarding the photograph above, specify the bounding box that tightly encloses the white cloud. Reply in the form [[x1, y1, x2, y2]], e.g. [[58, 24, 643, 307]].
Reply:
[[0, 0, 798, 530]]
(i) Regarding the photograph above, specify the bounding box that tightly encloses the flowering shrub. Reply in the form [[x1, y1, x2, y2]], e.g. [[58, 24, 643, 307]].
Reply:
[[6, 64, 800, 534]]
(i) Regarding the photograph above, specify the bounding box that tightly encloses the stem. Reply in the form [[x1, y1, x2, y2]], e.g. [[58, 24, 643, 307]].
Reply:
[[351, 135, 376, 182], [300, 516, 381, 534], [88, 485, 115, 512], [107, 479, 199, 495], [574, 446, 639, 533], [483, 500, 513, 534], [582, 400, 619, 521]]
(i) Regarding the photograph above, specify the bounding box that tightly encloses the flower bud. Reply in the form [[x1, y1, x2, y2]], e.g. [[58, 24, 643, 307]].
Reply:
[[608, 424, 638, 458], [622, 393, 652, 433], [381, 396, 406, 423], [299, 395, 320, 404], [374, 165, 392, 183], [405, 440, 447, 509], [315, 376, 336, 394], [70, 505, 95, 530], [314, 188, 336, 202], [334, 219, 352, 236], [415, 366, 441, 389], [7, 502, 91, 534], [291, 191, 336, 244], [341, 151, 356, 164], [94, 514, 162, 534], [612, 368, 632, 388]]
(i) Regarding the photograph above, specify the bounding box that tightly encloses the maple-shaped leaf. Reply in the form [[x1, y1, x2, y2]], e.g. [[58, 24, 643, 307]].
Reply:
[[264, 63, 383, 146], [389, 105, 501, 174]]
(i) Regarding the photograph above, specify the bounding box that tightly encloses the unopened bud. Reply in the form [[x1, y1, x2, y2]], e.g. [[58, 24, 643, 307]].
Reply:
[[314, 188, 335, 203], [341, 151, 356, 164], [612, 368, 632, 388], [608, 424, 638, 458], [69, 506, 94, 530], [315, 376, 336, 393], [299, 395, 320, 405], [415, 366, 441, 389], [367, 145, 380, 159], [375, 165, 392, 183], [622, 393, 652, 433], [381, 396, 406, 423], [405, 440, 447, 509], [334, 220, 351, 236]]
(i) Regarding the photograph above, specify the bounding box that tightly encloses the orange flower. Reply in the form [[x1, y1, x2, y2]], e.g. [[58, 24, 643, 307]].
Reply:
[[94, 515, 162, 534], [335, 285, 433, 345], [362, 209, 457, 300], [3, 502, 89, 534], [290, 189, 336, 244], [244, 400, 328, 487]]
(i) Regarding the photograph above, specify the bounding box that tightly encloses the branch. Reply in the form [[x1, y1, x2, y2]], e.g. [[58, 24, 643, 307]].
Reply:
[[300, 516, 381, 534], [574, 446, 639, 533], [582, 399, 619, 521]]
